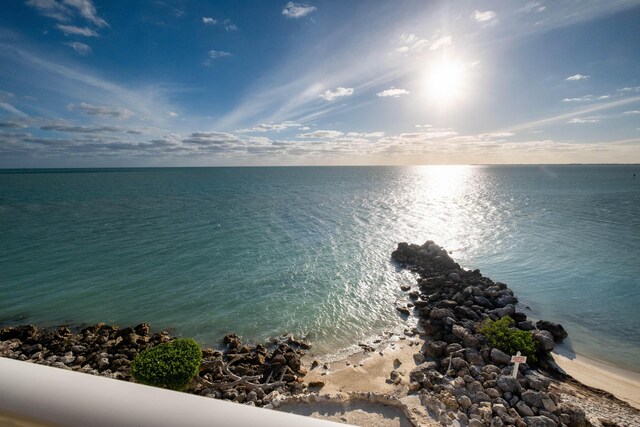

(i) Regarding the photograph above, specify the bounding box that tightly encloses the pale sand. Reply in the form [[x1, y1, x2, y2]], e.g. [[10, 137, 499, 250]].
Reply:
[[276, 335, 439, 426], [552, 346, 640, 410], [303, 335, 424, 395]]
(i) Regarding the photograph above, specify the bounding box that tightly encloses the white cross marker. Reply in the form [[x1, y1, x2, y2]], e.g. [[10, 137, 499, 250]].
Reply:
[[510, 351, 527, 378]]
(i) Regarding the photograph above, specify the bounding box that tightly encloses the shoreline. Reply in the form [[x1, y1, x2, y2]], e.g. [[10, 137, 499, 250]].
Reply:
[[3, 239, 640, 426], [551, 345, 640, 410]]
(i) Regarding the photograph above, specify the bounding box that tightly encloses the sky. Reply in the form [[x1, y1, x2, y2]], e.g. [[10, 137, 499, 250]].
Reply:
[[1, 0, 640, 167]]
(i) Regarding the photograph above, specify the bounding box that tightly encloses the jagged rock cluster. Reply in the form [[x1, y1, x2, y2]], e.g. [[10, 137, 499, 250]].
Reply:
[[392, 241, 586, 427], [0, 323, 167, 380], [0, 323, 308, 407]]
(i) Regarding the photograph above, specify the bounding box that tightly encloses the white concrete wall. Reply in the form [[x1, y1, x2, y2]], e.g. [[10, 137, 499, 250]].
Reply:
[[0, 357, 346, 426]]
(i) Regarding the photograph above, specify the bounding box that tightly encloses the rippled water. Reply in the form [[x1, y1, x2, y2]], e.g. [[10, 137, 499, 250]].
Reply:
[[1, 166, 639, 371]]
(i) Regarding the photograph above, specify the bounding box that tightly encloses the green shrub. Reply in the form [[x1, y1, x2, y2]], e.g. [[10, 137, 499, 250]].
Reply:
[[131, 338, 202, 391], [480, 316, 537, 362]]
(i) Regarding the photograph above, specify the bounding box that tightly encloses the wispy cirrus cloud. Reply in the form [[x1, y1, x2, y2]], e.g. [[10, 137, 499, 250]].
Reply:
[[396, 33, 452, 54], [377, 88, 409, 97], [567, 116, 600, 124], [319, 87, 353, 101], [208, 50, 231, 59], [202, 17, 217, 25], [56, 24, 98, 37], [282, 2, 317, 19], [26, 0, 108, 28], [562, 94, 609, 102], [64, 41, 91, 55]]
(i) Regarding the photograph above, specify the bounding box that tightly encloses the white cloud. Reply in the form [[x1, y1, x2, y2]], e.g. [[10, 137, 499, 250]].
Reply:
[[345, 132, 385, 138], [297, 130, 343, 139], [566, 74, 590, 81], [319, 87, 353, 101], [222, 19, 238, 31], [282, 2, 317, 19], [618, 86, 640, 93], [473, 10, 497, 25], [26, 0, 107, 28], [429, 35, 453, 50], [567, 117, 600, 124], [168, 112, 178, 117], [63, 0, 108, 28], [56, 24, 98, 37], [623, 110, 640, 115], [68, 103, 134, 119], [377, 88, 410, 97], [64, 41, 91, 55], [562, 94, 609, 102], [202, 17, 237, 31], [479, 132, 515, 138], [237, 122, 302, 133], [397, 33, 429, 54], [208, 50, 231, 59]]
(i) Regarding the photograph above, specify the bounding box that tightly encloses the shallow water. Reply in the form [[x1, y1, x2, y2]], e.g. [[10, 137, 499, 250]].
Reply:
[[1, 165, 639, 371]]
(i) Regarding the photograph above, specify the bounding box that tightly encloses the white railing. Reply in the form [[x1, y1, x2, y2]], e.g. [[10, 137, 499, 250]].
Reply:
[[0, 357, 346, 426]]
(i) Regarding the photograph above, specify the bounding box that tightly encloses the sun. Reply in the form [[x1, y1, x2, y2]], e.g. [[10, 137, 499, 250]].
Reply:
[[425, 58, 468, 106]]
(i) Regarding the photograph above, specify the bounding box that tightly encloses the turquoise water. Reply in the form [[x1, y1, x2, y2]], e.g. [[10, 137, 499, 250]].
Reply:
[[1, 166, 639, 371]]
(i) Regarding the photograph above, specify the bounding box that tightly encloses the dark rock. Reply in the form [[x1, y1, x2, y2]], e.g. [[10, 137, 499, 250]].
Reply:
[[490, 348, 511, 365], [525, 372, 550, 392], [521, 390, 544, 408], [496, 375, 520, 394], [523, 415, 556, 427], [0, 325, 38, 341], [430, 308, 455, 320], [518, 321, 536, 331], [516, 401, 535, 417], [532, 330, 555, 352], [535, 321, 568, 342]]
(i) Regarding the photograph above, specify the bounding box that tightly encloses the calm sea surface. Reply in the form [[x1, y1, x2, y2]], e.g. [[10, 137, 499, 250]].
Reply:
[[1, 166, 639, 370]]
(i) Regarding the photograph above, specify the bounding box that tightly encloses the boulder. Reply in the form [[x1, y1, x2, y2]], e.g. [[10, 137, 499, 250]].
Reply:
[[521, 390, 543, 408], [430, 308, 455, 320], [496, 375, 520, 394], [532, 330, 555, 352], [490, 348, 511, 365], [516, 401, 535, 417], [525, 372, 550, 392], [535, 321, 568, 342]]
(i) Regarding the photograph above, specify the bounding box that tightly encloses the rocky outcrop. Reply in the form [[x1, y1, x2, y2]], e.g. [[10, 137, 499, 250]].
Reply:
[[0, 323, 308, 407], [392, 241, 585, 427]]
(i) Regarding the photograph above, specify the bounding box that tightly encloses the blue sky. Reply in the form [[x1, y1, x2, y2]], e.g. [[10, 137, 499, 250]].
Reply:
[[1, 0, 639, 167]]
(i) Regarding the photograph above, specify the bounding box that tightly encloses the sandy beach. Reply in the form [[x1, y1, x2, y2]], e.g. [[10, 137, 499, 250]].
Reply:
[[274, 333, 439, 427], [551, 346, 640, 409], [273, 336, 640, 426]]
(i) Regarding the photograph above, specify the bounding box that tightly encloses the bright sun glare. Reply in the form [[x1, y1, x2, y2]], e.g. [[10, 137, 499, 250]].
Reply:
[[426, 59, 468, 106]]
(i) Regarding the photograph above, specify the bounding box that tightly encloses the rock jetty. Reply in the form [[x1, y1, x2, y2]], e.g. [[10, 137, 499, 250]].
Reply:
[[392, 241, 588, 427], [0, 323, 308, 407]]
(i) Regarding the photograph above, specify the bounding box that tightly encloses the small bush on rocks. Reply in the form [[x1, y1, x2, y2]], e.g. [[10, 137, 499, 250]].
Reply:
[[131, 338, 202, 391], [480, 316, 537, 361]]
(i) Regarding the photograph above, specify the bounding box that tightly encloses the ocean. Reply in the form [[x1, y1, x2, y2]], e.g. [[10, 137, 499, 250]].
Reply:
[[1, 165, 639, 371]]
